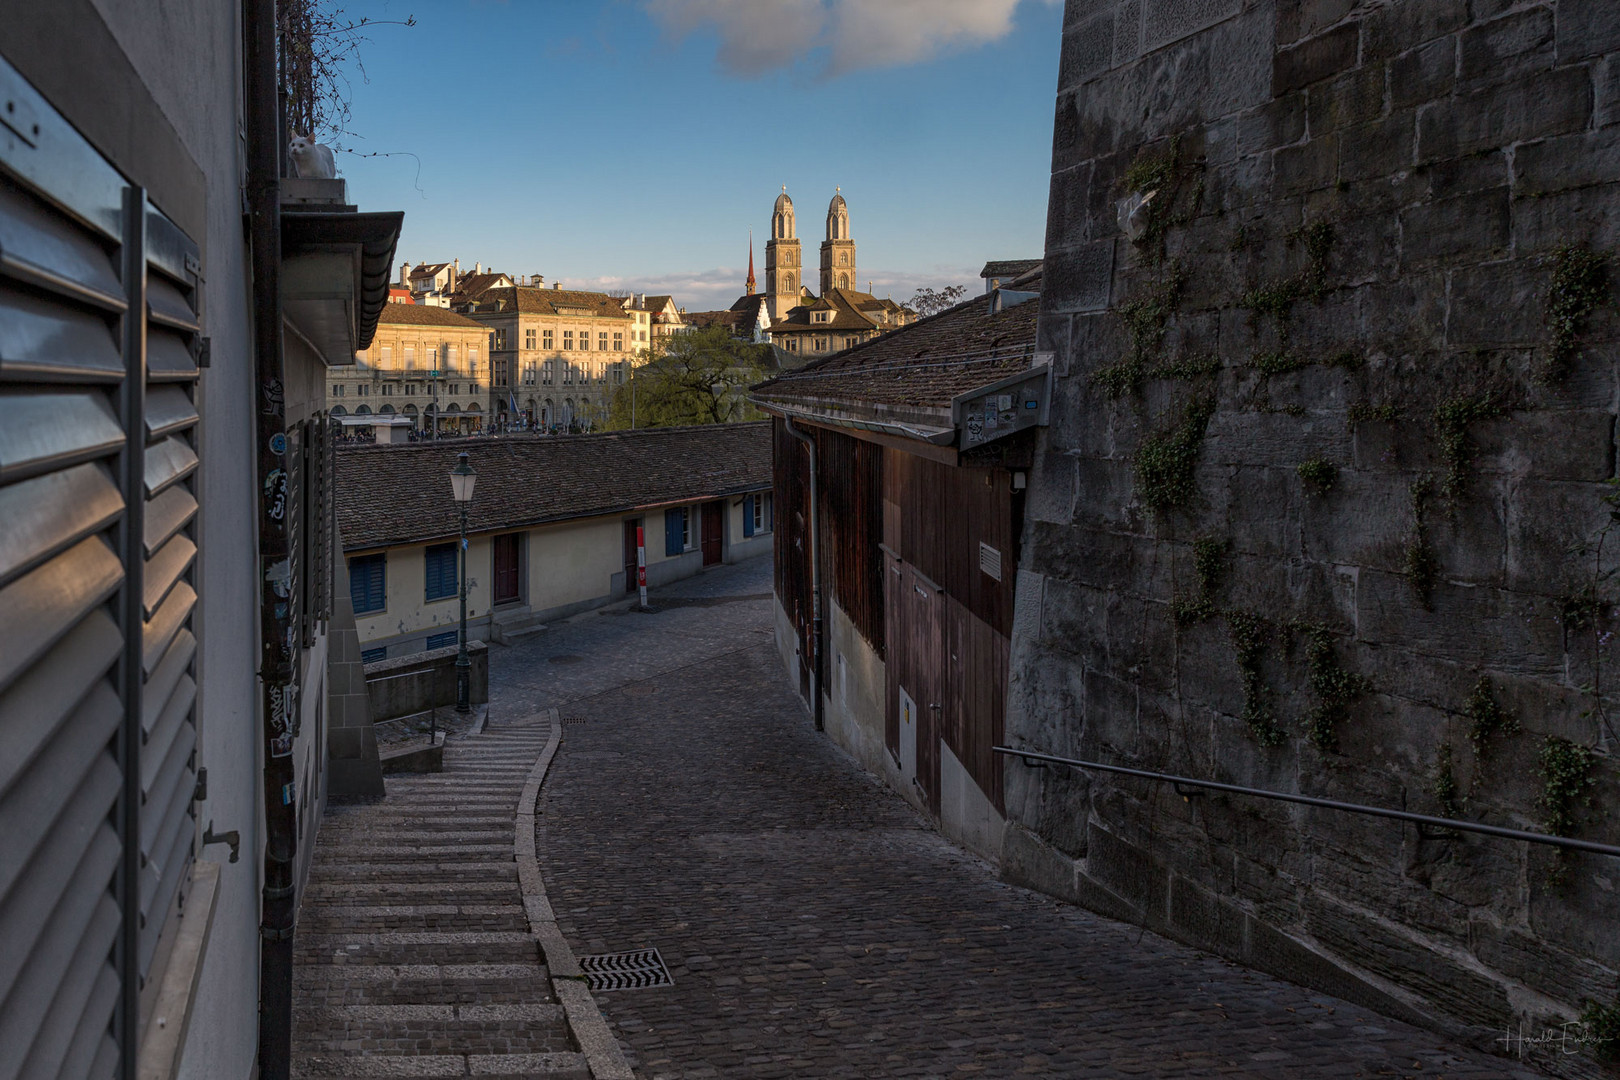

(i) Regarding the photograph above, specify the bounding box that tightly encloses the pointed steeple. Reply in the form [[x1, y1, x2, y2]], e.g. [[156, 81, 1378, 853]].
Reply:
[[746, 230, 756, 296]]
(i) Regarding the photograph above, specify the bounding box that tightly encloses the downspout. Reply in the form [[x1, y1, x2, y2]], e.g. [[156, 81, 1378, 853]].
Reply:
[[783, 417, 824, 731], [246, 0, 297, 1076]]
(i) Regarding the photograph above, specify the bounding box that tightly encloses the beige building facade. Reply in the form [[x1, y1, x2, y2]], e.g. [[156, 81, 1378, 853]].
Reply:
[[336, 303, 491, 434]]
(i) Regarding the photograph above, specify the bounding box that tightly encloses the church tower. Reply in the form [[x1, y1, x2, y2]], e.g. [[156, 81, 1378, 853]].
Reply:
[[765, 187, 801, 322], [820, 188, 856, 294]]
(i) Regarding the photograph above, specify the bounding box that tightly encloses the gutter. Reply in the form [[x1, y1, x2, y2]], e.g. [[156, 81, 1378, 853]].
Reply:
[[782, 417, 824, 731], [245, 1, 297, 1076], [749, 398, 957, 447]]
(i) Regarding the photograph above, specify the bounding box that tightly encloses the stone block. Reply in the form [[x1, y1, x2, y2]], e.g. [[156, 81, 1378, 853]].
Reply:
[[1114, 0, 1142, 65], [1300, 468, 1408, 572], [1273, 21, 1360, 93], [1390, 36, 1457, 108], [1417, 66, 1593, 162], [1203, 408, 1352, 469], [1458, 7, 1555, 88], [1447, 259, 1553, 348], [1399, 187, 1511, 265], [1143, 0, 1244, 52], [1474, 410, 1616, 483], [1307, 62, 1387, 136], [1044, 239, 1116, 313], [1000, 823, 1081, 904], [1556, 0, 1620, 63], [1510, 180, 1620, 258], [1275, 0, 1357, 47], [1514, 126, 1620, 196], [1362, 0, 1468, 62], [1085, 822, 1169, 922], [1599, 55, 1620, 128], [1039, 574, 1109, 663], [1028, 451, 1078, 527], [1355, 568, 1564, 678], [1244, 914, 1427, 1022], [1045, 162, 1094, 254], [1065, 0, 1113, 29], [1080, 666, 1143, 751], [1236, 92, 1307, 157], [1059, 10, 1116, 90], [1336, 111, 1416, 185], [1034, 760, 1094, 858], [1304, 892, 1513, 1026], [1171, 869, 1266, 962], [1412, 149, 1510, 201], [1273, 133, 1338, 193], [1471, 918, 1619, 1009], [1071, 455, 1139, 525], [1502, 474, 1618, 592]]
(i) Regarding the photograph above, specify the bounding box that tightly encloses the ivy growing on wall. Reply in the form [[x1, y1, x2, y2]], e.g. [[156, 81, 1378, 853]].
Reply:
[[1403, 478, 1439, 610], [1136, 393, 1217, 512], [1172, 537, 1227, 625], [1299, 624, 1370, 753], [1537, 736, 1598, 838], [1228, 610, 1284, 746], [1544, 245, 1610, 382]]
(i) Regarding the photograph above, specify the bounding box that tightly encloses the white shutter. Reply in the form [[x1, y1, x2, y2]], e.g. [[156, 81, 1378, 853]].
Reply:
[[0, 53, 203, 1079]]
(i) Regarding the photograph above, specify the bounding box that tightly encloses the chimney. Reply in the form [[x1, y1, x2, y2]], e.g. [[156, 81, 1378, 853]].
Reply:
[[534, 275, 543, 287], [475, 261, 482, 275], [553, 281, 561, 290], [400, 259, 410, 287]]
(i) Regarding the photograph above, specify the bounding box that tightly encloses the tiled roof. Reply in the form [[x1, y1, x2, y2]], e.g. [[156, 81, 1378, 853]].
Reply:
[[769, 288, 882, 334], [469, 286, 632, 320], [641, 294, 675, 312], [753, 295, 1039, 411], [376, 303, 486, 328], [451, 272, 511, 301], [981, 259, 1041, 279], [336, 422, 772, 551], [682, 310, 741, 331]]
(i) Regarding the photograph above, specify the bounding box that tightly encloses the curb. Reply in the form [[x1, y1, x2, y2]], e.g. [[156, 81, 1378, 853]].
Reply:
[[513, 706, 634, 1080]]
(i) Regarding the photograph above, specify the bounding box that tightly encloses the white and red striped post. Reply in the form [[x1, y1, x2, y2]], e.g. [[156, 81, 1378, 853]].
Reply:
[[636, 525, 648, 609]]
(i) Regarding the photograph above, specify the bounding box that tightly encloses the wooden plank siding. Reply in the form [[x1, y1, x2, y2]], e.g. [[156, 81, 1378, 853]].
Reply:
[[817, 429, 884, 656], [772, 418, 813, 701]]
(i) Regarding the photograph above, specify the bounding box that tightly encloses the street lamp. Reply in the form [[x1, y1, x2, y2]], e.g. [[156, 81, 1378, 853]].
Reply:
[[449, 451, 477, 713]]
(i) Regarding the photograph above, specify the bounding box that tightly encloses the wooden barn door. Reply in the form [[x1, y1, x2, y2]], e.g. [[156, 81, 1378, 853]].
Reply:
[[492, 533, 522, 605], [905, 564, 944, 814], [701, 500, 723, 566]]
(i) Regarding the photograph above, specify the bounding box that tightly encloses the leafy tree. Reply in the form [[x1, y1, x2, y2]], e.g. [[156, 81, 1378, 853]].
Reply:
[[605, 325, 775, 430], [907, 284, 967, 317]]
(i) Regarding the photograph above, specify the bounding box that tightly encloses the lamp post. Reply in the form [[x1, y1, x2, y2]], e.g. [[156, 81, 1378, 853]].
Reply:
[[449, 451, 477, 713]]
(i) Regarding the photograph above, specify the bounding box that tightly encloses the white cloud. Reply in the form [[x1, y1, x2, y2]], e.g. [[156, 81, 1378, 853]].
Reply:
[[646, 0, 1038, 78]]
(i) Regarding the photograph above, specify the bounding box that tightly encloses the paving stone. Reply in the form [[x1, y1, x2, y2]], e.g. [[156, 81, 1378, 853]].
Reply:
[[494, 557, 1534, 1079]]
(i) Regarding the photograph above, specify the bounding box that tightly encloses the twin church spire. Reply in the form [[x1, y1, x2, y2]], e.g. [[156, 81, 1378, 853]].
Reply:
[[761, 186, 858, 321]]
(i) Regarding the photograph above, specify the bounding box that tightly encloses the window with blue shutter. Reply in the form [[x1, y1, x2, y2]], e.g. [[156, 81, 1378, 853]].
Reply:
[[350, 553, 387, 614], [361, 647, 386, 664], [426, 629, 458, 650], [743, 494, 755, 537], [665, 508, 684, 556], [424, 542, 458, 601]]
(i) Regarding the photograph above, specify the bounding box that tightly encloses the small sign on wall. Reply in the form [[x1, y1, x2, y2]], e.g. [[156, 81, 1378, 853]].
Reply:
[[953, 362, 1052, 449]]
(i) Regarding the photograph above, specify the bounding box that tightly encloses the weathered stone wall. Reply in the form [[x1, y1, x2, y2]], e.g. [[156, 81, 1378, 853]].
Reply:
[[1011, 0, 1620, 1065]]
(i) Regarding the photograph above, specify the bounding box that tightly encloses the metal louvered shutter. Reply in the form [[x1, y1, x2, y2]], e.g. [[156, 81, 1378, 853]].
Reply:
[[0, 54, 202, 1080]]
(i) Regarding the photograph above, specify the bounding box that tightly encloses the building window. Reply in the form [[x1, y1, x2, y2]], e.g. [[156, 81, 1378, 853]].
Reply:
[[522, 361, 537, 386], [424, 542, 458, 602], [350, 553, 386, 614], [361, 646, 386, 664], [470, 345, 479, 365], [598, 332, 608, 351], [563, 330, 574, 350], [356, 383, 369, 396], [447, 345, 458, 368], [613, 363, 624, 385], [542, 330, 553, 349], [332, 383, 344, 396], [493, 328, 507, 350], [382, 384, 392, 396], [404, 343, 416, 370], [525, 328, 537, 349], [814, 337, 827, 352], [426, 629, 458, 651], [581, 330, 591, 351], [746, 492, 773, 536], [664, 507, 692, 555], [543, 359, 555, 384], [406, 383, 417, 396], [381, 345, 392, 366], [613, 332, 623, 351]]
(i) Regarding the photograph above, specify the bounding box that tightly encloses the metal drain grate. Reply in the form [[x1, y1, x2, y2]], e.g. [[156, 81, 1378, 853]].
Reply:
[[561, 716, 588, 725], [578, 948, 674, 992]]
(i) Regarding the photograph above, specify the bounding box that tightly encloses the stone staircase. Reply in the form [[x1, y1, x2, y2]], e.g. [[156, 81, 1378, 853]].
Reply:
[[292, 719, 587, 1079], [490, 606, 547, 646]]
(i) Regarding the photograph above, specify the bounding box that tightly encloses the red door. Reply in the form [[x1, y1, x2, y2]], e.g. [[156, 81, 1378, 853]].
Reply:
[[493, 533, 522, 605], [701, 501, 723, 566]]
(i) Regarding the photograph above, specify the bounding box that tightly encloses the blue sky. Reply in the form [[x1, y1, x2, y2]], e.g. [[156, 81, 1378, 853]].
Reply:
[[339, 0, 1064, 311]]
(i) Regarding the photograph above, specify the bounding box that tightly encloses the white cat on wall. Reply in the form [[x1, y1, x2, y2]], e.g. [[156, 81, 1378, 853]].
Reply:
[[288, 132, 337, 179]]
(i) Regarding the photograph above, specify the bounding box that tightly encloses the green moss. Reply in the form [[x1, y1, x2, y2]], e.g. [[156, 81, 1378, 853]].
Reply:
[[1404, 478, 1438, 610], [1119, 135, 1203, 264], [1433, 394, 1501, 502], [1545, 245, 1610, 381], [1328, 350, 1364, 370], [1229, 609, 1285, 747], [1536, 736, 1598, 838], [1122, 135, 1181, 195], [1136, 392, 1217, 512], [1250, 350, 1304, 376], [1347, 401, 1401, 427], [1173, 537, 1228, 626], [1239, 218, 1338, 338], [1300, 623, 1370, 753], [1297, 458, 1337, 495], [1560, 584, 1608, 632], [1581, 996, 1620, 1061], [1432, 744, 1461, 817], [1154, 353, 1221, 379], [1464, 677, 1518, 761], [1095, 262, 1189, 398]]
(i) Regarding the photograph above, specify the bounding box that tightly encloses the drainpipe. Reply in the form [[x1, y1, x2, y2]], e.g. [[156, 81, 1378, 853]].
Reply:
[[783, 417, 824, 731], [246, 0, 297, 1076]]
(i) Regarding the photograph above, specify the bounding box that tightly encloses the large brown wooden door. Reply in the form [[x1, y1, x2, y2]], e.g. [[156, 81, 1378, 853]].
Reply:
[[493, 532, 522, 604], [701, 500, 723, 566]]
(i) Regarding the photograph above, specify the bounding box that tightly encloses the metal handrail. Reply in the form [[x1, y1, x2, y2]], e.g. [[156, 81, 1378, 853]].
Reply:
[[994, 746, 1620, 858]]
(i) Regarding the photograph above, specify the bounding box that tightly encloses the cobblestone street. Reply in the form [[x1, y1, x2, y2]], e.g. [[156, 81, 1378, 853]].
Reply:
[[498, 557, 1545, 1080]]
